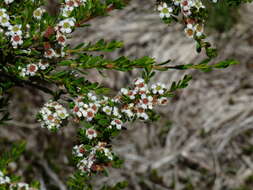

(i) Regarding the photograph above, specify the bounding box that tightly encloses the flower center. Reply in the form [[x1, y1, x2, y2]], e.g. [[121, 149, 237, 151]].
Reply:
[[35, 10, 41, 16], [156, 86, 161, 90], [87, 111, 94, 117], [186, 29, 194, 36], [28, 64, 37, 72], [13, 35, 20, 42], [162, 8, 169, 14], [2, 17, 8, 23], [58, 36, 65, 42], [63, 22, 70, 28], [88, 130, 94, 135]]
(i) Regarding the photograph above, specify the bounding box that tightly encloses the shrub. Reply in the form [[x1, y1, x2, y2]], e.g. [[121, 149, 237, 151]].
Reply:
[[0, 0, 251, 189]]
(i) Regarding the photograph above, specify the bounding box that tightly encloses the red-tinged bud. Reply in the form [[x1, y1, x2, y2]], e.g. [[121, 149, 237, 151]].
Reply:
[[44, 26, 55, 38]]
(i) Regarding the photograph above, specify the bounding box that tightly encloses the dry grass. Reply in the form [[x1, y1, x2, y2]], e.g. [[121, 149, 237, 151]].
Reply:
[[1, 1, 253, 189]]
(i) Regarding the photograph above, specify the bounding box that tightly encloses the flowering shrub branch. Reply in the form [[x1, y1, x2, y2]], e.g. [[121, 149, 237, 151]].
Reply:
[[0, 142, 39, 190], [156, 0, 252, 59], [0, 0, 251, 188]]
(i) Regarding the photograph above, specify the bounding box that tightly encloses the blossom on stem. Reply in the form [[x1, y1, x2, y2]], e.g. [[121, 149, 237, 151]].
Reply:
[[39, 101, 69, 130], [33, 7, 46, 20], [158, 3, 173, 18]]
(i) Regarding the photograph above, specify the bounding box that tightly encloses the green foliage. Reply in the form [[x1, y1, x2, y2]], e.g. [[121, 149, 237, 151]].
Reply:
[[0, 143, 40, 189], [165, 59, 239, 72], [0, 142, 26, 170], [67, 172, 92, 190], [170, 75, 192, 92]]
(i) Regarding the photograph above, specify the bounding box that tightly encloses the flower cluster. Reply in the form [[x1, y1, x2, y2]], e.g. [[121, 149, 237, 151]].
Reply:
[[1, 0, 88, 78], [157, 0, 217, 39], [60, 0, 87, 18], [72, 93, 100, 123], [0, 8, 24, 48], [73, 142, 113, 173], [15, 0, 88, 77], [20, 60, 49, 77], [119, 78, 169, 121], [0, 171, 10, 185], [68, 78, 170, 173], [42, 0, 87, 58], [38, 77, 170, 173], [38, 101, 69, 131], [71, 78, 169, 135], [0, 171, 36, 190]]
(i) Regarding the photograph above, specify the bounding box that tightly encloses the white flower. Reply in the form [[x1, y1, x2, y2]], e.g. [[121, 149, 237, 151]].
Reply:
[[56, 109, 68, 119], [181, 0, 194, 8], [89, 103, 99, 112], [184, 24, 195, 38], [0, 9, 7, 17], [4, 0, 14, 4], [0, 171, 10, 184], [122, 108, 134, 119], [112, 107, 121, 117], [64, 0, 87, 9], [58, 17, 76, 34], [7, 24, 22, 36], [120, 88, 128, 95], [134, 78, 147, 92], [151, 83, 166, 94], [61, 6, 74, 17], [111, 119, 123, 130], [0, 15, 10, 27], [88, 93, 97, 101], [103, 148, 113, 160], [127, 90, 137, 100], [73, 145, 85, 157], [73, 105, 83, 118], [158, 3, 173, 18], [121, 103, 135, 119], [78, 157, 94, 172], [85, 108, 95, 121], [56, 33, 67, 46], [25, 64, 38, 76], [86, 128, 97, 139], [134, 78, 145, 86], [139, 94, 153, 109], [137, 111, 149, 120], [10, 34, 23, 48], [44, 48, 57, 58], [33, 7, 46, 20], [102, 106, 112, 115], [173, 0, 181, 6]]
